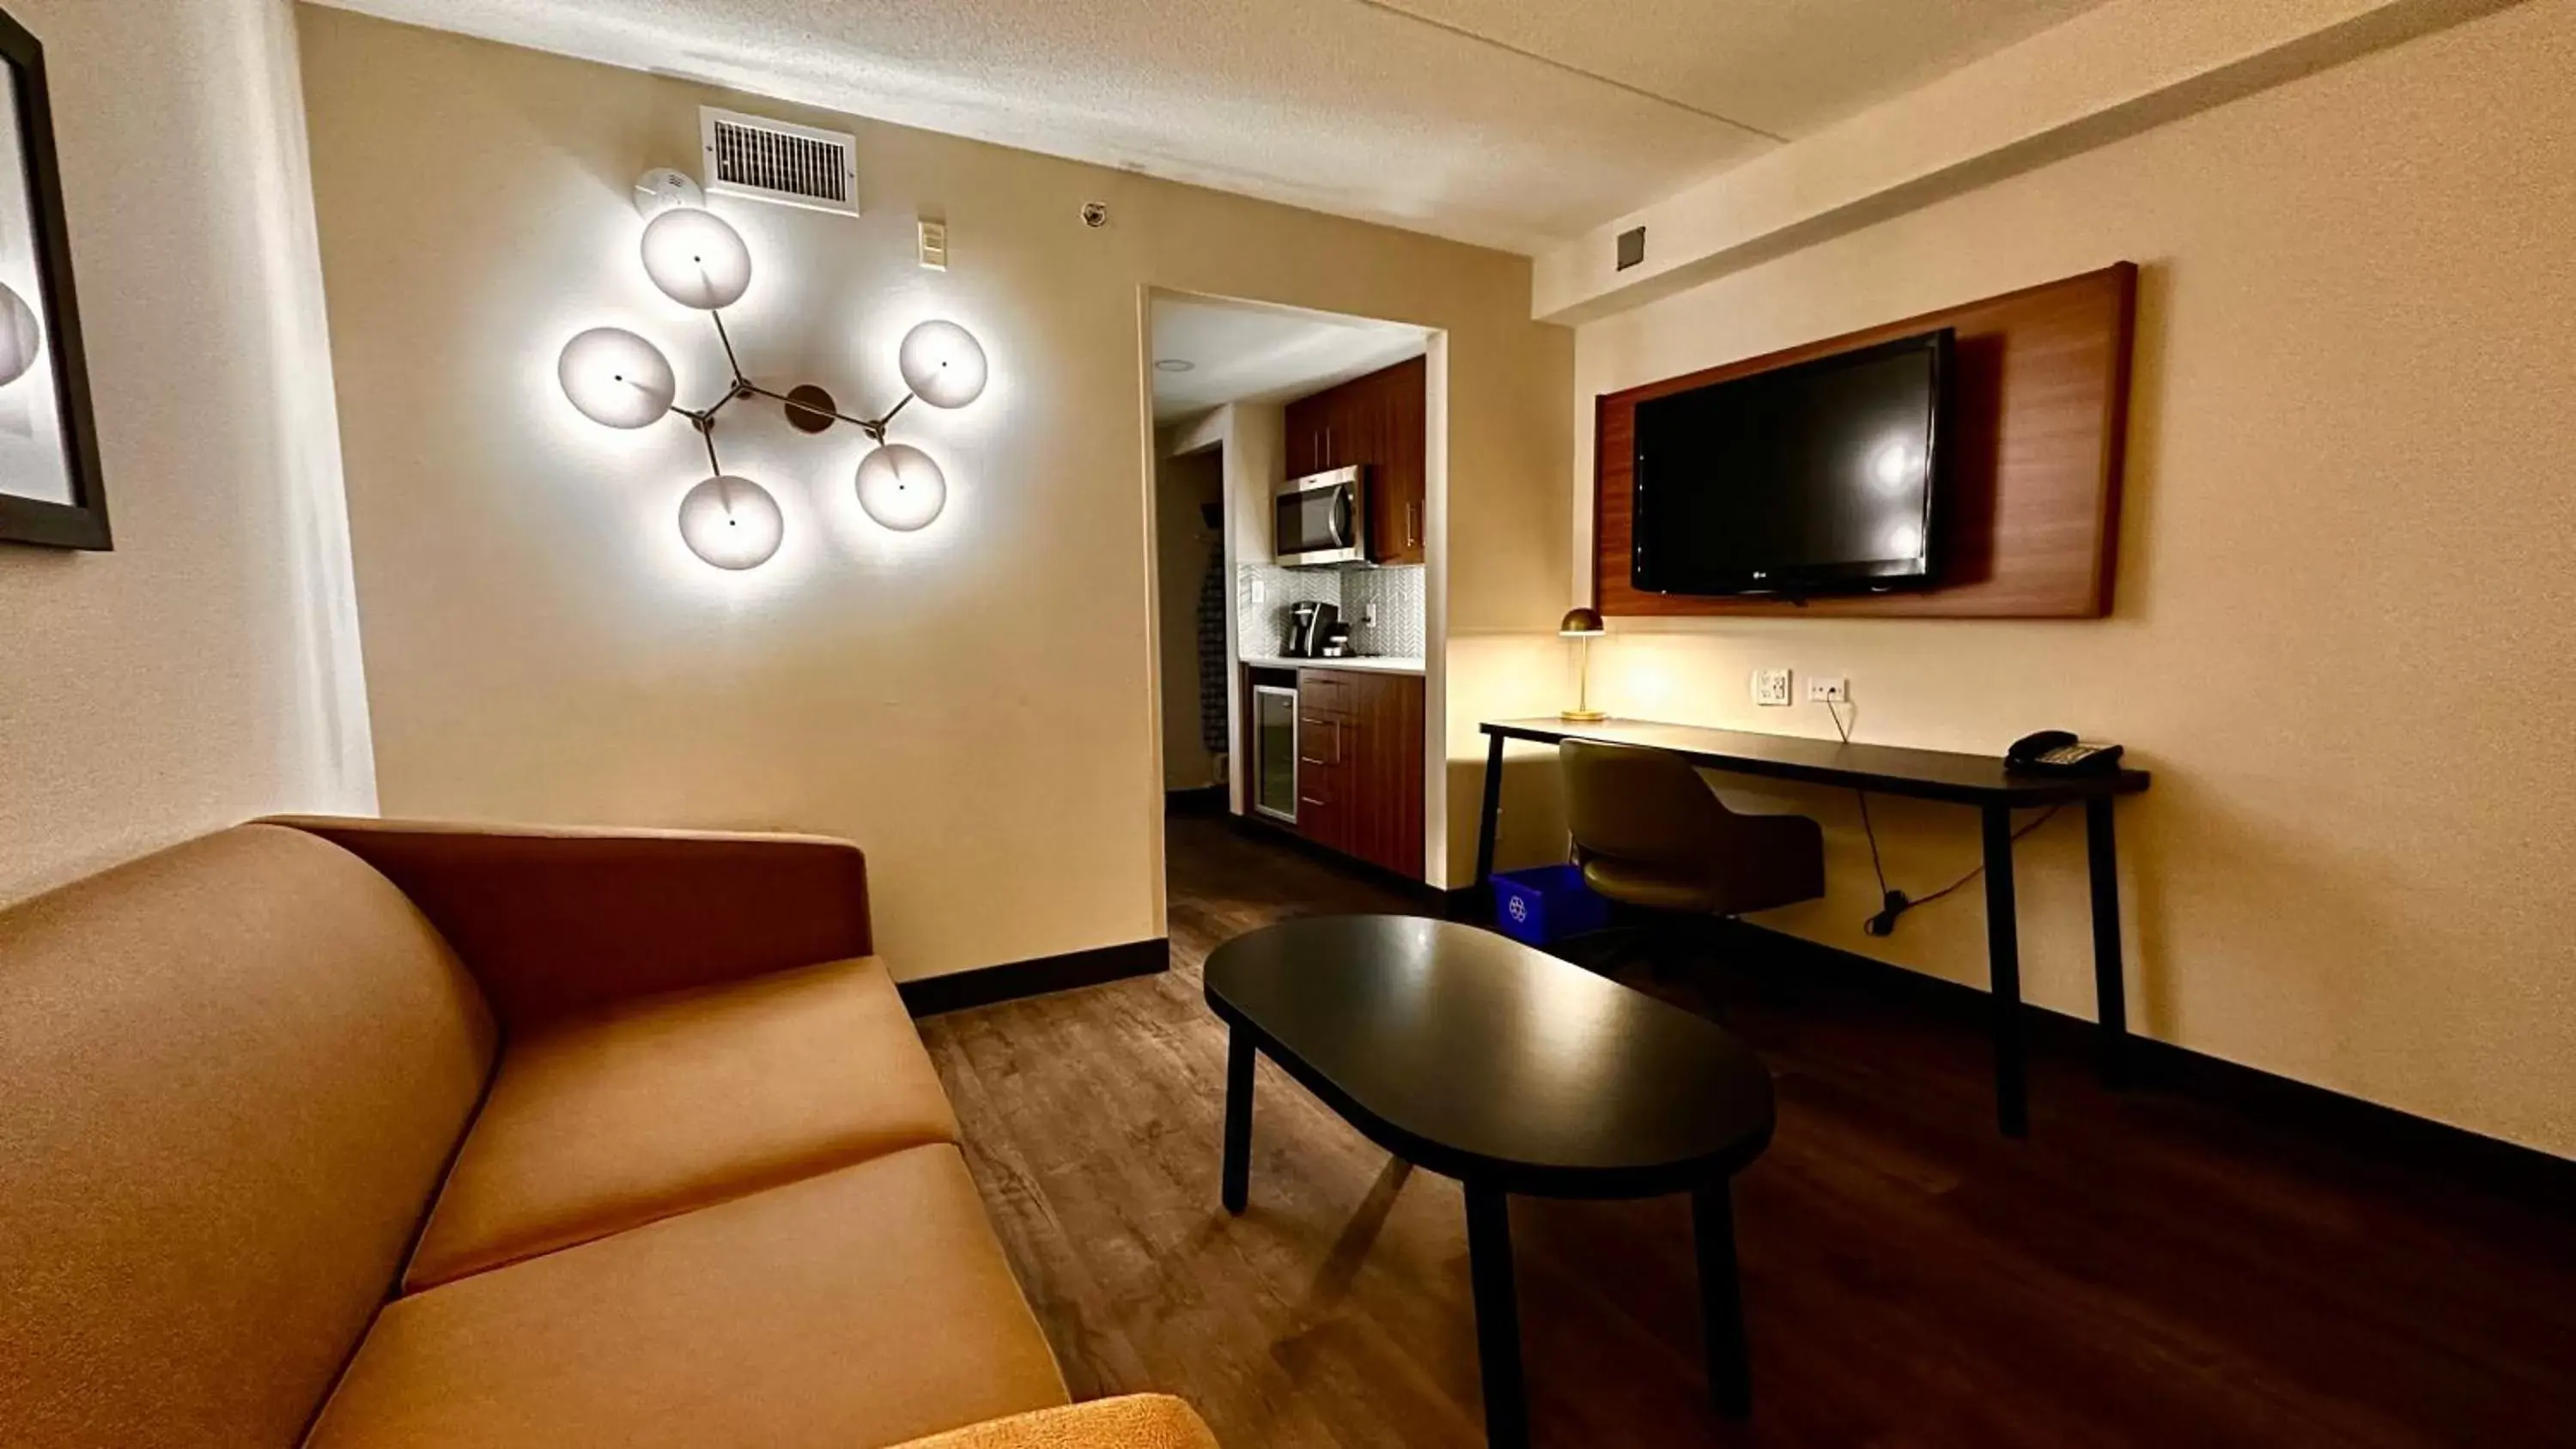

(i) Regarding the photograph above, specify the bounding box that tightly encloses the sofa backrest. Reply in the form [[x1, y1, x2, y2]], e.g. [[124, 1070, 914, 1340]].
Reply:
[[0, 824, 496, 1448]]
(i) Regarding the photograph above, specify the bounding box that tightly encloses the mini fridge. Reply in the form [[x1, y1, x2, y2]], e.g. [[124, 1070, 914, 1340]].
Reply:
[[1252, 683, 1298, 822]]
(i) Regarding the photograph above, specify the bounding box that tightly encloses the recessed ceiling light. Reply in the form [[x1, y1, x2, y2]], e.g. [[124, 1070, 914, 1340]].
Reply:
[[1155, 358, 1194, 373]]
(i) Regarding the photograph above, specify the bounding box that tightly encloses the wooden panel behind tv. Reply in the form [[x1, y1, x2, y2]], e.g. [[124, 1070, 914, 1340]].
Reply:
[[1595, 262, 2137, 619]]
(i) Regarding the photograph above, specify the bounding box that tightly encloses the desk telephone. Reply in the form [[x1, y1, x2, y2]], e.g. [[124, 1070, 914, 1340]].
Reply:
[[2005, 730, 2124, 776]]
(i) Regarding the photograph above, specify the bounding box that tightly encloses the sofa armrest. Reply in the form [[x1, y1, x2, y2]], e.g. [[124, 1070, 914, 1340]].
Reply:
[[886, 1396, 1218, 1449], [264, 816, 872, 1029]]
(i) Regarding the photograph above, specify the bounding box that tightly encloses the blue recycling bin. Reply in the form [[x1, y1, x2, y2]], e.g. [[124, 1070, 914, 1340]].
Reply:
[[1491, 864, 1613, 947]]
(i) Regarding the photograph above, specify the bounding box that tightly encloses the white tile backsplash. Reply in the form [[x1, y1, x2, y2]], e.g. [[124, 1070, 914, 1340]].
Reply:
[[1341, 566, 1426, 658], [1236, 562, 1425, 659]]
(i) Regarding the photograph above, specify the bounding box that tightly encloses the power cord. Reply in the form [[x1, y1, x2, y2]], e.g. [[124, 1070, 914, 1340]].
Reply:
[[1823, 699, 2061, 937]]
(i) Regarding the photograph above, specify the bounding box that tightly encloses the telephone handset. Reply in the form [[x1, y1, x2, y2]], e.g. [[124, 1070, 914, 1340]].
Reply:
[[2005, 730, 2124, 776]]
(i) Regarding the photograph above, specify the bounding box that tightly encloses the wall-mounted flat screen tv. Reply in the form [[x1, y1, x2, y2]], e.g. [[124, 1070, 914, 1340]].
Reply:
[[1631, 328, 1952, 598]]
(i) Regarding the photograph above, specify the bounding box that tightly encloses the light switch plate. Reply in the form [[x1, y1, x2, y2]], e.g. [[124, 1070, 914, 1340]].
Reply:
[[1752, 668, 1792, 707], [1807, 676, 1849, 704]]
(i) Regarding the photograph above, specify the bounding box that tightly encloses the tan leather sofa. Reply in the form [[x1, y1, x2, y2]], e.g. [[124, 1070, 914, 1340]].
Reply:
[[0, 817, 1215, 1449]]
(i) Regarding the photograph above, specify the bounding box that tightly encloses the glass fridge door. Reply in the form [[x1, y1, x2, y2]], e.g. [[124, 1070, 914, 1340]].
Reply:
[[1253, 686, 1297, 822]]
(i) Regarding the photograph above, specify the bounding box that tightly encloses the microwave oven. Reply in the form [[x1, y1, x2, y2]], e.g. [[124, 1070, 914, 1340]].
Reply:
[[1273, 465, 1368, 567]]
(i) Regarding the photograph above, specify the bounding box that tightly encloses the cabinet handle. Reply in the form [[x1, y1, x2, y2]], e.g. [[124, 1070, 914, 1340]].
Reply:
[[1406, 500, 1419, 549], [1322, 426, 1332, 469]]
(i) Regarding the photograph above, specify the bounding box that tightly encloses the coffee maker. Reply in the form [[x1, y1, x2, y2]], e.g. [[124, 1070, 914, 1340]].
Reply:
[[1283, 601, 1340, 658]]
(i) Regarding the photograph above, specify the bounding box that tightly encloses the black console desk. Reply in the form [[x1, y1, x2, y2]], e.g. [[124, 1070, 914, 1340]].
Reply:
[[1474, 718, 2151, 1137]]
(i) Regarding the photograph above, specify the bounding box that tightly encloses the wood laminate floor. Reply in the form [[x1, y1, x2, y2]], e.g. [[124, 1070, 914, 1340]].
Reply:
[[919, 816, 2576, 1447]]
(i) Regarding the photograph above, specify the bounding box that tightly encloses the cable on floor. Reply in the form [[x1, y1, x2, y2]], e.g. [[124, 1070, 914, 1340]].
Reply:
[[1824, 699, 2062, 937]]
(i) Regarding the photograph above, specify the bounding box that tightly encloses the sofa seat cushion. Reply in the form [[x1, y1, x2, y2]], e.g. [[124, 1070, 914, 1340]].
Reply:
[[886, 1395, 1220, 1449], [406, 955, 956, 1289], [310, 1145, 1069, 1449]]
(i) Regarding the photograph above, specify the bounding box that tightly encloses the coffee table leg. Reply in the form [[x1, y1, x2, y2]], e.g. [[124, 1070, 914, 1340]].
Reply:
[[1464, 1183, 1529, 1449], [1692, 1182, 1752, 1419], [1221, 1027, 1254, 1214]]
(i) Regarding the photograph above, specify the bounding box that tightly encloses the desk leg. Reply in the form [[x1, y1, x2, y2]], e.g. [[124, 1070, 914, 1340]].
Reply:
[[1981, 805, 2029, 1138], [1465, 1184, 1529, 1449], [2086, 796, 2131, 1090], [1692, 1181, 1753, 1420], [1220, 1028, 1254, 1214], [1473, 733, 1505, 906]]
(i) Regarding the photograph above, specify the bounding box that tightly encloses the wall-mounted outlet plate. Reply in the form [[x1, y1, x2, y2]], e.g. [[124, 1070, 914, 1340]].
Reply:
[[1752, 668, 1792, 707], [1807, 676, 1849, 704]]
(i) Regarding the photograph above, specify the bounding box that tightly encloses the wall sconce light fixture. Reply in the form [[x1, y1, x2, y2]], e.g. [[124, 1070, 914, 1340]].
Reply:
[[557, 171, 990, 569]]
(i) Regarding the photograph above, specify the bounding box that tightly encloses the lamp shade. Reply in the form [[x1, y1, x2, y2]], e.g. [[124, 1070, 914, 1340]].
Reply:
[[896, 319, 987, 409], [676, 474, 784, 569], [557, 327, 676, 428], [0, 283, 39, 387], [1558, 606, 1606, 637], [640, 207, 752, 311], [855, 442, 948, 531]]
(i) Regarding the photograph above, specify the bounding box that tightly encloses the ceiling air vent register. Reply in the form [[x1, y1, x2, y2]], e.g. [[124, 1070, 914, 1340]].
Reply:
[[701, 107, 859, 215]]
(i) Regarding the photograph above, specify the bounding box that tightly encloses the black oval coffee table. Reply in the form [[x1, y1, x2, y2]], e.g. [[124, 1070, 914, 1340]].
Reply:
[[1204, 914, 1776, 1447]]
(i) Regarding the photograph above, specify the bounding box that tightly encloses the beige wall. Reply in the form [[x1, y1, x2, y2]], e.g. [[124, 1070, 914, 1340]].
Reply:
[[1203, 400, 1285, 820], [1153, 444, 1224, 791], [296, 9, 1568, 979], [1556, 0, 2575, 1155], [0, 0, 373, 906]]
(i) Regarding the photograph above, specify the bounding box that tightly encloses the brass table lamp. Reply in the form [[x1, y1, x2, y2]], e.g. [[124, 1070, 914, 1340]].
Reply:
[[1558, 607, 1607, 722]]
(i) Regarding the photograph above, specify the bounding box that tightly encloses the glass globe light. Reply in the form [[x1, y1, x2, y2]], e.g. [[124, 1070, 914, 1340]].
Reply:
[[896, 319, 987, 409], [855, 442, 949, 531], [676, 474, 784, 570], [557, 327, 676, 429], [0, 282, 41, 387], [640, 207, 752, 311]]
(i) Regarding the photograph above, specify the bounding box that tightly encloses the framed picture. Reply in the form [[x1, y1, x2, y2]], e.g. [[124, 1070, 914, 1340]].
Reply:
[[0, 5, 104, 549]]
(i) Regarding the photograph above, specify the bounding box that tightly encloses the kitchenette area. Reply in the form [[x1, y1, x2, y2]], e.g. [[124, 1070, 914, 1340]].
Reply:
[[1241, 355, 1428, 880], [1153, 298, 1433, 884]]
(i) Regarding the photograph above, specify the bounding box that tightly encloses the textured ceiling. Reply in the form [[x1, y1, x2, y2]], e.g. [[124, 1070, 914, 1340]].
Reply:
[[1151, 296, 1428, 422], [311, 0, 2109, 253]]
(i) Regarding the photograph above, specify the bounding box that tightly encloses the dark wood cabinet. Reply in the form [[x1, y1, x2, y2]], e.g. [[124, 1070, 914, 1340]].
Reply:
[[1364, 356, 1427, 566], [1281, 356, 1427, 566], [1291, 667, 1425, 879], [1282, 393, 1338, 479]]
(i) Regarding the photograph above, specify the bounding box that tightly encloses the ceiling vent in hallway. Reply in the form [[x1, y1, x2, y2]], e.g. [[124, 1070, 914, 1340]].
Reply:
[[701, 108, 859, 215]]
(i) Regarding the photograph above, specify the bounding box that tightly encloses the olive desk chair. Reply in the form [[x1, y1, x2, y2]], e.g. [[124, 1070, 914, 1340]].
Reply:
[[1559, 738, 1826, 975]]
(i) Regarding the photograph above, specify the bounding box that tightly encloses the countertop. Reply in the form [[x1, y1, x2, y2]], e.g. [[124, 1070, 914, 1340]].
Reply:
[[1241, 653, 1427, 676]]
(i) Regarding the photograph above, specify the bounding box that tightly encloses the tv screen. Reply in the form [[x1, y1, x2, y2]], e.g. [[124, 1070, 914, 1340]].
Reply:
[[1631, 329, 1951, 598]]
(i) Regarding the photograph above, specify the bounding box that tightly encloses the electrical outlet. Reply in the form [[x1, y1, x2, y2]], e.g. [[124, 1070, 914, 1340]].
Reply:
[[1807, 676, 1849, 704], [1751, 668, 1792, 707], [1249, 577, 1267, 606]]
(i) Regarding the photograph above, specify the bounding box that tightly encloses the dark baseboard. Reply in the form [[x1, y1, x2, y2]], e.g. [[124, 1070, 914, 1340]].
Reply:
[[1706, 918, 2576, 1210], [899, 937, 1170, 1017], [1165, 786, 1229, 818]]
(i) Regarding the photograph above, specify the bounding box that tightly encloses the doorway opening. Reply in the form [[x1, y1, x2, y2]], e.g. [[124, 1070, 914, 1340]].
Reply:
[[1145, 290, 1443, 915]]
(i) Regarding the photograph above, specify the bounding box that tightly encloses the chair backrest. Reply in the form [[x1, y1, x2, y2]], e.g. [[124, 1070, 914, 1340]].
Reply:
[[0, 825, 495, 1449], [1561, 738, 1742, 866]]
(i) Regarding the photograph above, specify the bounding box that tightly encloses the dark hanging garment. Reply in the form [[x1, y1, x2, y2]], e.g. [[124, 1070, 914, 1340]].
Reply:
[[1198, 543, 1229, 754]]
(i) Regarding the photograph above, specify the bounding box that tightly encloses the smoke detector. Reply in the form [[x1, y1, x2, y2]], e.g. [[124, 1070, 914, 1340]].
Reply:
[[633, 167, 705, 218], [701, 107, 859, 215]]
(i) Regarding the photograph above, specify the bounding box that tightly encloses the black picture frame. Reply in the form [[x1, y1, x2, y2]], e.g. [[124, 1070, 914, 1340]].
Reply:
[[0, 5, 106, 550]]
